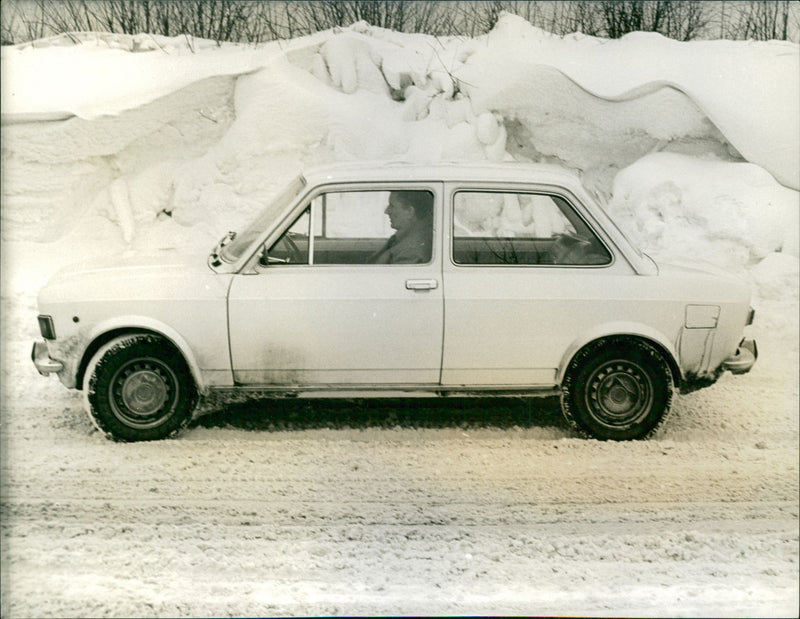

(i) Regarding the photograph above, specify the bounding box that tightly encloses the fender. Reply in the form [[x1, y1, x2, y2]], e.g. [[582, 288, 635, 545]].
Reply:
[[75, 315, 221, 392], [556, 320, 682, 386]]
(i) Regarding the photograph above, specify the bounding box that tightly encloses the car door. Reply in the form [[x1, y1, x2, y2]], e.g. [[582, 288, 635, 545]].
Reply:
[[227, 183, 444, 386], [441, 183, 636, 388]]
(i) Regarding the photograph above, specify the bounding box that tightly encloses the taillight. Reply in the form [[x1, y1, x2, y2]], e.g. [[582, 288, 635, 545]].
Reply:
[[37, 315, 56, 340], [746, 307, 755, 326]]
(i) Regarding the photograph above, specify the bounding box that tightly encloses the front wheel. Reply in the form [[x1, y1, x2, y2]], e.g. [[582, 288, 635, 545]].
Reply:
[[561, 338, 674, 440], [83, 334, 198, 441]]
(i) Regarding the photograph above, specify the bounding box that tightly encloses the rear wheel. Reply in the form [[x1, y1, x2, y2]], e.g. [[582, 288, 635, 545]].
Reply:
[[561, 338, 674, 440], [83, 334, 197, 441]]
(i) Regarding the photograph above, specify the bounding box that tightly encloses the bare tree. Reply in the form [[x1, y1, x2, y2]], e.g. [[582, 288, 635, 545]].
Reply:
[[1, 0, 797, 46], [403, 0, 456, 35], [663, 0, 709, 40], [596, 0, 710, 40], [1, 1, 26, 44], [291, 0, 405, 32], [36, 0, 97, 36], [453, 0, 558, 36], [240, 1, 293, 43], [552, 1, 603, 36], [450, 1, 700, 39], [726, 0, 797, 40], [599, 0, 644, 37]]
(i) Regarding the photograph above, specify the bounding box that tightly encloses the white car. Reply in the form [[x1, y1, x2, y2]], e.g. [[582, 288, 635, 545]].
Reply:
[[32, 162, 757, 441]]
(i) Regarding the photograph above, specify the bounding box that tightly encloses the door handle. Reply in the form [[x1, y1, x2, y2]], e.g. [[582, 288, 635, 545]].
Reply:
[[405, 279, 438, 291]]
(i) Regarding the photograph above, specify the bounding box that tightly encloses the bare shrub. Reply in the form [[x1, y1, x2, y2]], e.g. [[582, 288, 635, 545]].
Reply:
[[1, 0, 797, 46]]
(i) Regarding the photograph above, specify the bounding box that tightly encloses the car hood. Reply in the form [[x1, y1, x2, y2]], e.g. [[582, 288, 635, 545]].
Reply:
[[57, 251, 202, 273], [38, 251, 229, 305]]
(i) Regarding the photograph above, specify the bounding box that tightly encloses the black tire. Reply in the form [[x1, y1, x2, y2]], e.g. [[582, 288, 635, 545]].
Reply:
[[561, 338, 674, 440], [83, 334, 198, 441]]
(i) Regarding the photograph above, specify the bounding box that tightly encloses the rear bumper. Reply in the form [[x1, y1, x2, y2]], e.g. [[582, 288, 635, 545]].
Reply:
[[31, 340, 63, 376], [721, 338, 757, 375]]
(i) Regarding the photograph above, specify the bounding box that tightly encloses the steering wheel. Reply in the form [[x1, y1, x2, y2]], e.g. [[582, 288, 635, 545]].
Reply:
[[553, 233, 591, 265], [553, 233, 609, 265], [283, 233, 303, 263], [259, 233, 304, 266]]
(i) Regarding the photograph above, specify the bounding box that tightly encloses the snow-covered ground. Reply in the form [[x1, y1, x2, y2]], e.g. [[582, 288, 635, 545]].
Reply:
[[1, 15, 798, 617]]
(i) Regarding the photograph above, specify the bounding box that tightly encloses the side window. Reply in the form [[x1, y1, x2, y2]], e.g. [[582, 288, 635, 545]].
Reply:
[[452, 191, 611, 266], [313, 190, 434, 265], [261, 189, 435, 267]]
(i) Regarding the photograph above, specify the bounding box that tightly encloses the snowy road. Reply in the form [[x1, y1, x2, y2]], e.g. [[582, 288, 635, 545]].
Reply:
[[1, 294, 797, 617]]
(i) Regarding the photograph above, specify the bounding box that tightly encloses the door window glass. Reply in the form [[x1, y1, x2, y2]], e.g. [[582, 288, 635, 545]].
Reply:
[[320, 190, 433, 265], [314, 190, 434, 265], [452, 191, 611, 266], [263, 189, 435, 266]]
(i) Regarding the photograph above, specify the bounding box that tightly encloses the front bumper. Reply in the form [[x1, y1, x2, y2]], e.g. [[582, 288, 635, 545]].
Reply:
[[721, 338, 758, 375], [31, 340, 63, 376]]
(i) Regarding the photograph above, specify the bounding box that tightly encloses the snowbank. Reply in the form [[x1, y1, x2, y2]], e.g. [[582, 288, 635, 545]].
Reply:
[[609, 153, 799, 269], [464, 15, 800, 190], [0, 32, 327, 120], [0, 15, 797, 305]]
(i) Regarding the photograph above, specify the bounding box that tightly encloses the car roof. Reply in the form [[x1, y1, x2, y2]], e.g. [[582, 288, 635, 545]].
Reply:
[[301, 160, 584, 188], [299, 160, 656, 276]]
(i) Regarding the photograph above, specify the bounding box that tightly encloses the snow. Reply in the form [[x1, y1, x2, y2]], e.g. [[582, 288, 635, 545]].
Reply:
[[464, 14, 800, 189], [609, 152, 800, 270], [0, 32, 327, 120], [1, 13, 798, 617]]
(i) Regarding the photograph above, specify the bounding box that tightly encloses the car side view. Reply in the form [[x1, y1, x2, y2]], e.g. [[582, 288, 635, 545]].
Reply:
[[32, 162, 757, 441]]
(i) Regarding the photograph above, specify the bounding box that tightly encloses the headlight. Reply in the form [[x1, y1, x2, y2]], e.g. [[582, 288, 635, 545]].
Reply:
[[37, 315, 56, 340]]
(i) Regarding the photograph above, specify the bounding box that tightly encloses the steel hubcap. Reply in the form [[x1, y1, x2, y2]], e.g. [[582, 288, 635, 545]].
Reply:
[[600, 374, 639, 413], [121, 369, 168, 415], [588, 361, 653, 428], [110, 359, 177, 429]]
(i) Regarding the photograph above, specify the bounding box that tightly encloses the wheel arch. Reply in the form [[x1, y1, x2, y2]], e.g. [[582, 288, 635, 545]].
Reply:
[[76, 319, 203, 393], [557, 324, 682, 388]]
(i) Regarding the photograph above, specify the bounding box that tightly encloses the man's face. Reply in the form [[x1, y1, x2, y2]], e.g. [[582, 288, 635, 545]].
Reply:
[[385, 194, 416, 231]]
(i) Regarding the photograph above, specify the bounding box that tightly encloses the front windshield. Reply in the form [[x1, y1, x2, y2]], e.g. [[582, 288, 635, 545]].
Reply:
[[220, 175, 307, 263]]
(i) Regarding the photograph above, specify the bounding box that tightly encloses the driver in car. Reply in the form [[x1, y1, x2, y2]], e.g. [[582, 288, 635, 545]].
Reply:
[[370, 191, 433, 264]]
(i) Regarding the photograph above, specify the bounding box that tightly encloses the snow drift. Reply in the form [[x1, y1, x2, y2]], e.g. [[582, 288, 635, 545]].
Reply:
[[0, 14, 798, 298]]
